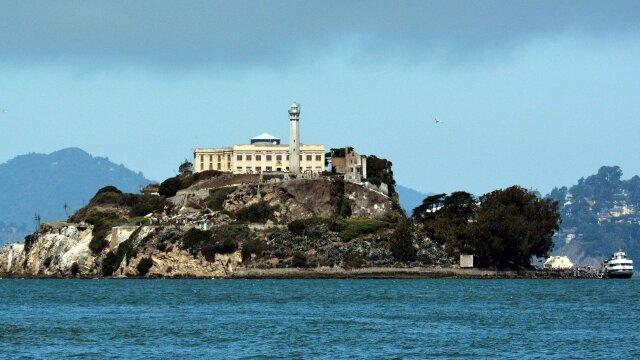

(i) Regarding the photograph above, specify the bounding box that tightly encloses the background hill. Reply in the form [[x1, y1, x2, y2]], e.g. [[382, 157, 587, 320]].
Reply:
[[0, 148, 152, 244], [547, 166, 640, 266], [396, 185, 431, 215]]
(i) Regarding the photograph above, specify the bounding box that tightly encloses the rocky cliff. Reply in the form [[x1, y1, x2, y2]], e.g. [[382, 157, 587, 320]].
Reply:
[[0, 175, 449, 278]]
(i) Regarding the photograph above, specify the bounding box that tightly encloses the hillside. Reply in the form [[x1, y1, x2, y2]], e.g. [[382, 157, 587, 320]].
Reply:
[[0, 173, 450, 278], [0, 148, 152, 244], [548, 166, 640, 266]]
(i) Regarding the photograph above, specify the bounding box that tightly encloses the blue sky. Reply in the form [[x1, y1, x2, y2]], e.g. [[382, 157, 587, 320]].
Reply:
[[1, 0, 639, 195]]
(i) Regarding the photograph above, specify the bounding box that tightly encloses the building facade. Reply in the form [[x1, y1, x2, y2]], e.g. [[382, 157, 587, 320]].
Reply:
[[193, 104, 325, 175], [330, 147, 368, 182]]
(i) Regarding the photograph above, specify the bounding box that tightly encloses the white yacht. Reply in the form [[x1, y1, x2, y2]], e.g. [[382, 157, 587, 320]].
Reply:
[[602, 251, 633, 279]]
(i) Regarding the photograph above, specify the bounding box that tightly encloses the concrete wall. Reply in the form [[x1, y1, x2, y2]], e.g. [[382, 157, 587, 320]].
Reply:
[[460, 254, 474, 268]]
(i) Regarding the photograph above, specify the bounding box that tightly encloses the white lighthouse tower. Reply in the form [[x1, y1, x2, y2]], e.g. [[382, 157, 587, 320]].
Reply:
[[288, 102, 301, 176]]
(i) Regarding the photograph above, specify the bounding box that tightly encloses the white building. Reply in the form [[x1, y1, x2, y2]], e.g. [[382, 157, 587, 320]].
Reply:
[[193, 103, 325, 175]]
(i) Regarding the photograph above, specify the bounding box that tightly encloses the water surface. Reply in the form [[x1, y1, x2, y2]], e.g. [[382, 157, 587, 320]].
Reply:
[[1, 279, 638, 358]]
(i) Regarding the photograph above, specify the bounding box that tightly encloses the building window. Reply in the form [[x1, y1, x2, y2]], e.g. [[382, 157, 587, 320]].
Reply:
[[276, 155, 282, 161], [287, 155, 289, 161], [218, 155, 222, 161], [237, 166, 242, 171], [200, 155, 204, 162], [217, 163, 221, 170], [306, 155, 312, 161], [266, 155, 272, 161], [237, 155, 242, 161], [300, 155, 302, 160], [316, 155, 321, 161], [246, 167, 252, 174], [286, 167, 289, 171], [209, 155, 212, 161], [266, 166, 272, 172], [200, 163, 204, 170], [256, 155, 261, 161], [246, 155, 252, 161], [209, 163, 213, 170], [255, 166, 262, 173]]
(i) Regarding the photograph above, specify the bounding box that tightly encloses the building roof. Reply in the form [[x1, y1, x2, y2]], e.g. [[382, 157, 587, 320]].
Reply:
[[251, 133, 280, 141]]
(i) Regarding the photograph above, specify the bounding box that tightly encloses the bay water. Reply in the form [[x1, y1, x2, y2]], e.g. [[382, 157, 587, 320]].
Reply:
[[1, 279, 639, 358]]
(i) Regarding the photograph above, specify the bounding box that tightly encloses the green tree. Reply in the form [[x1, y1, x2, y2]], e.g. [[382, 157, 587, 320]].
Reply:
[[412, 192, 477, 253], [468, 186, 560, 268], [179, 160, 193, 175], [411, 193, 445, 222], [159, 176, 182, 197], [365, 155, 396, 195], [137, 257, 153, 276], [441, 191, 477, 221], [390, 219, 416, 262]]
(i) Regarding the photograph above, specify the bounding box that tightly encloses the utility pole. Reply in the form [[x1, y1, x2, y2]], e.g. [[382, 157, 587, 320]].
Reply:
[[33, 213, 41, 233]]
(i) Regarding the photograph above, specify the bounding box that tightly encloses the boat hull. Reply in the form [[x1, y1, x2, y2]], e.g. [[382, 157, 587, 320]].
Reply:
[[605, 271, 633, 279]]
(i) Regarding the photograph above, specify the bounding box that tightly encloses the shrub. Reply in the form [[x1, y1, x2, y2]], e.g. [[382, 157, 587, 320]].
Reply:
[[86, 211, 123, 227], [331, 178, 352, 218], [335, 218, 394, 241], [287, 218, 332, 235], [137, 257, 153, 276], [89, 237, 109, 254], [241, 244, 252, 263], [288, 219, 306, 234], [118, 238, 135, 264], [193, 170, 223, 182], [182, 228, 212, 254], [96, 226, 139, 272], [365, 155, 397, 197], [200, 243, 217, 262], [215, 237, 239, 254], [129, 195, 166, 217], [95, 186, 123, 195], [242, 238, 267, 262], [339, 201, 352, 217], [159, 176, 183, 197], [343, 253, 365, 269], [292, 252, 308, 268], [24, 233, 37, 254], [329, 220, 345, 232], [70, 262, 79, 276], [101, 251, 119, 276], [210, 225, 248, 254], [206, 187, 237, 211], [86, 211, 125, 255], [91, 191, 121, 205], [390, 219, 417, 262], [182, 225, 248, 260], [232, 201, 274, 223]]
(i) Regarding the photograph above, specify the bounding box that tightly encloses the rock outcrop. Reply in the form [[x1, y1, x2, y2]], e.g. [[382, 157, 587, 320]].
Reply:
[[0, 177, 435, 278]]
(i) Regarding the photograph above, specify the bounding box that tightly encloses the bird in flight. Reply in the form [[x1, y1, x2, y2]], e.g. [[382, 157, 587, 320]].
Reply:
[[434, 117, 441, 124]]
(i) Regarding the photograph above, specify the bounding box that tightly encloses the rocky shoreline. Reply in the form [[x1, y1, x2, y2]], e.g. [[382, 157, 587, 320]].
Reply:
[[231, 267, 594, 279], [0, 266, 596, 279]]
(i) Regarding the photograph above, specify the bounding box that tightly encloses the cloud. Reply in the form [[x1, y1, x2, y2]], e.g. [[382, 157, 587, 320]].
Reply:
[[1, 0, 639, 69]]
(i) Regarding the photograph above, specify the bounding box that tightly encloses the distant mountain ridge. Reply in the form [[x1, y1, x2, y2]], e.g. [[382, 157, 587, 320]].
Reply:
[[396, 185, 432, 215], [0, 148, 152, 243]]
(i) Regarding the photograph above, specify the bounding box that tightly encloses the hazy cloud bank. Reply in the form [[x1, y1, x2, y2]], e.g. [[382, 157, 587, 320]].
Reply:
[[1, 0, 639, 69]]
